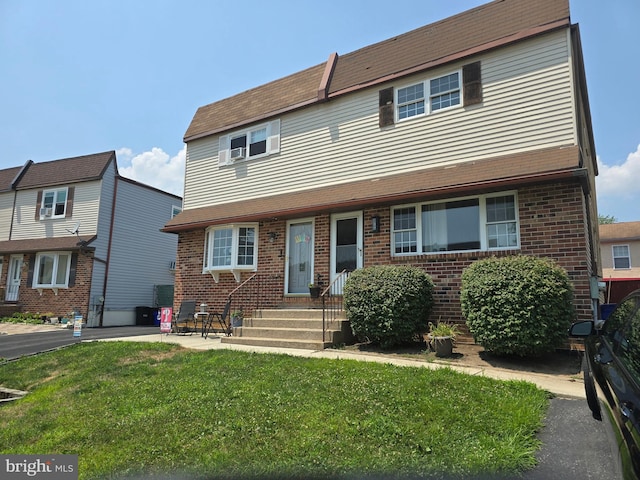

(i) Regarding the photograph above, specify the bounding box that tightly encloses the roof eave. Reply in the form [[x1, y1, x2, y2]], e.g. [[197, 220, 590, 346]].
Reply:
[[162, 167, 584, 234]]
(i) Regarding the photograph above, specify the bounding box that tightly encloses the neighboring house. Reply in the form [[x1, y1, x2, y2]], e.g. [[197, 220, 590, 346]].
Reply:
[[0, 151, 181, 326], [164, 0, 600, 343], [599, 222, 640, 305]]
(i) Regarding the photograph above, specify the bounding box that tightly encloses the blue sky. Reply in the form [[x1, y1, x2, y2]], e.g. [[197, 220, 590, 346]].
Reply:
[[1, 1, 638, 222]]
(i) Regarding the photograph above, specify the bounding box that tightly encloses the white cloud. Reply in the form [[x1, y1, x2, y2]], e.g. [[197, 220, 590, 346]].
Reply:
[[596, 144, 640, 197], [117, 145, 186, 196]]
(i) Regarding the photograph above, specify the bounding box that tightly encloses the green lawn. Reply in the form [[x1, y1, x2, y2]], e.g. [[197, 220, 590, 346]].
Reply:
[[0, 342, 550, 479]]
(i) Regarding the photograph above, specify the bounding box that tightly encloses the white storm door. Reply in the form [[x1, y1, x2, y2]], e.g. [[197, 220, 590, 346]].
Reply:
[[6, 255, 23, 302], [286, 220, 314, 294], [330, 212, 363, 294]]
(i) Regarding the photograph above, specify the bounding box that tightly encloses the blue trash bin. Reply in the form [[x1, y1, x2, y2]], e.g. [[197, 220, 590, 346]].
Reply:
[[600, 303, 616, 320]]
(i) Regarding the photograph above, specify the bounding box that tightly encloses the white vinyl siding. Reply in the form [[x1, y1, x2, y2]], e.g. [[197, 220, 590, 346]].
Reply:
[[183, 30, 574, 211], [11, 181, 102, 240], [0, 192, 14, 241]]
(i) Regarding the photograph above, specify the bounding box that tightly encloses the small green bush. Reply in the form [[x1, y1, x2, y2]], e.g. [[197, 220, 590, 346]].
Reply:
[[460, 255, 575, 356], [343, 265, 434, 348], [0, 312, 44, 324]]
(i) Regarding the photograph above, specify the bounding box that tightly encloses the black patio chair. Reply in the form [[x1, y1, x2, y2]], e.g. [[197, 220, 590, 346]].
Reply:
[[204, 300, 232, 338], [172, 300, 196, 335]]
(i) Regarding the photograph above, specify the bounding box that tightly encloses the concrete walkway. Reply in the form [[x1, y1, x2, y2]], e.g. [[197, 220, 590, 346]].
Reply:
[[102, 331, 586, 399]]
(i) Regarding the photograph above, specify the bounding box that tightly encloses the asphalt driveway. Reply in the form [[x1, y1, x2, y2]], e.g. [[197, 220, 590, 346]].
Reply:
[[0, 325, 158, 360]]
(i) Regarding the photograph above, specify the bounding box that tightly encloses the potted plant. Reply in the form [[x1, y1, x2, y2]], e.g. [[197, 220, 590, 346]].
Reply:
[[427, 321, 460, 357], [231, 310, 243, 328], [308, 283, 321, 298]]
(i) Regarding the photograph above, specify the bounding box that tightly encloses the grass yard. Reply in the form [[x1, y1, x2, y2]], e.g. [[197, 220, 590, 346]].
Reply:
[[0, 342, 550, 479]]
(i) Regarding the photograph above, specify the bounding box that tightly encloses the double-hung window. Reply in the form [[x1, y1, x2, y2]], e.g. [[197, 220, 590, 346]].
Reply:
[[33, 252, 71, 288], [219, 119, 280, 166], [392, 192, 518, 255], [397, 71, 460, 121], [40, 187, 68, 218], [204, 224, 258, 282], [230, 126, 267, 158], [430, 73, 460, 111], [613, 245, 631, 269]]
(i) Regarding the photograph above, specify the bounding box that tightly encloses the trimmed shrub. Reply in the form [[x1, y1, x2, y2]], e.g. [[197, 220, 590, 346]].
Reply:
[[343, 265, 434, 348], [460, 255, 575, 356]]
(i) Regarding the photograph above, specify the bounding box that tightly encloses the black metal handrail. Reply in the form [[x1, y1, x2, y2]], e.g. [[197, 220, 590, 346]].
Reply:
[[227, 273, 259, 322], [321, 270, 349, 343]]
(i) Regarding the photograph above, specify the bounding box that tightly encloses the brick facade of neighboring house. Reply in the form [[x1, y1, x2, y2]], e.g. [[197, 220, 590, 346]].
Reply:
[[166, 0, 601, 336]]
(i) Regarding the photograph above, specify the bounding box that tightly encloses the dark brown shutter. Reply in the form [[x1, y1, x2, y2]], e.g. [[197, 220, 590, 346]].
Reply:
[[379, 87, 395, 127], [68, 253, 78, 287], [35, 190, 43, 220], [27, 255, 35, 286], [463, 61, 482, 106], [65, 187, 74, 218]]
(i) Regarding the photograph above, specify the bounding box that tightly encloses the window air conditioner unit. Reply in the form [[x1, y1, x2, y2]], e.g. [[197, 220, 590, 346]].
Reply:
[[40, 207, 52, 217], [230, 147, 245, 160]]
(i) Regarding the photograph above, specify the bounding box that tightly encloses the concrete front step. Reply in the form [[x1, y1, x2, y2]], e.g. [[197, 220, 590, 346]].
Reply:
[[220, 336, 333, 350], [244, 318, 325, 329], [221, 308, 351, 350], [232, 326, 342, 342]]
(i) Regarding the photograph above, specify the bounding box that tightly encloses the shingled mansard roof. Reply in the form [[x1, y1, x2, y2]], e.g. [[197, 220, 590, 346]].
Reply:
[[184, 0, 570, 142], [600, 222, 640, 242], [15, 151, 116, 190], [166, 0, 582, 233]]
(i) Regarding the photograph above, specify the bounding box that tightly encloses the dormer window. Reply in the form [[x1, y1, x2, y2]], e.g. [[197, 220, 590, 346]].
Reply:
[[397, 71, 461, 121], [40, 187, 68, 219], [218, 120, 280, 166]]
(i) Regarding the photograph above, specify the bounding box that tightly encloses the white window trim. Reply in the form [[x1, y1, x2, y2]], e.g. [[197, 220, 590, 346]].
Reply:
[[203, 223, 259, 282], [40, 187, 68, 220], [612, 244, 631, 269], [391, 191, 519, 256], [171, 205, 182, 218], [396, 69, 462, 122], [32, 251, 72, 292], [218, 119, 280, 167]]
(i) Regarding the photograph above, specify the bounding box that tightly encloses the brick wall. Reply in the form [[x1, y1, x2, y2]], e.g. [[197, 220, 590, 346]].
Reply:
[[0, 252, 94, 319], [175, 181, 595, 327]]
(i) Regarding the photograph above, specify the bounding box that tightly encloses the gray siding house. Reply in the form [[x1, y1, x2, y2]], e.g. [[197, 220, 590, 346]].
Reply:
[[0, 151, 181, 326]]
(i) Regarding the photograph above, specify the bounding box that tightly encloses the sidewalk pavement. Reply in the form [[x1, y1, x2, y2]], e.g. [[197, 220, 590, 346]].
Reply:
[[101, 332, 586, 399]]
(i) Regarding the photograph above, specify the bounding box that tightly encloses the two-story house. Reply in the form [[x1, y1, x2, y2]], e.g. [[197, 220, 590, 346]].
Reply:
[[164, 0, 600, 348], [600, 222, 640, 305], [0, 151, 181, 327]]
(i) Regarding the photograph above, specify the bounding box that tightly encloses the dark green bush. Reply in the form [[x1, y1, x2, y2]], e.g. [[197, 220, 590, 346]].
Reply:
[[343, 265, 434, 348], [460, 255, 575, 356]]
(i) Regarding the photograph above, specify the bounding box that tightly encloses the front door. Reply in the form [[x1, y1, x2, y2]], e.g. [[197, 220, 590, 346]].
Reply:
[[330, 212, 363, 294], [286, 220, 314, 294], [6, 255, 23, 302]]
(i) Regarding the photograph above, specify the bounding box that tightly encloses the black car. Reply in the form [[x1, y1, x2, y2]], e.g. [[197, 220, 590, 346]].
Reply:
[[570, 290, 640, 479]]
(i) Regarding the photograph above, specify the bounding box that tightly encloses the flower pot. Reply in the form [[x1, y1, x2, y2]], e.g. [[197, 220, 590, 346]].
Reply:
[[429, 335, 454, 357], [309, 286, 321, 298], [231, 315, 243, 328]]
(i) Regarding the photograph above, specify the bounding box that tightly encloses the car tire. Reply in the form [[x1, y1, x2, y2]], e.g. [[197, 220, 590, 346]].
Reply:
[[582, 354, 602, 421]]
